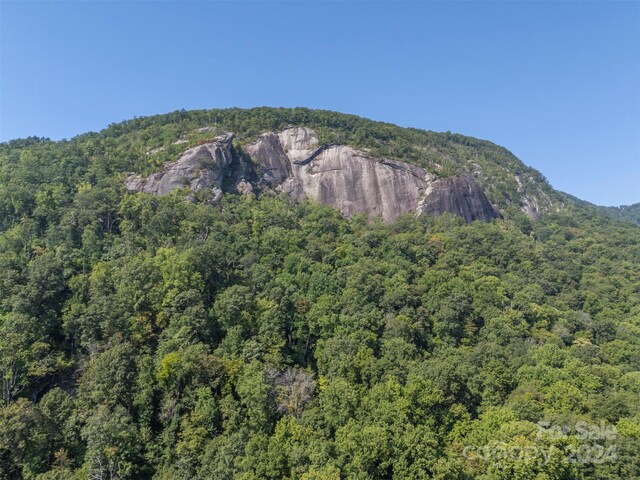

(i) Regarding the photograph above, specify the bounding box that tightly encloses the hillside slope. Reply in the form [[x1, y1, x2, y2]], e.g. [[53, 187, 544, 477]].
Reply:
[[598, 203, 640, 224], [1, 107, 564, 232], [0, 108, 638, 480]]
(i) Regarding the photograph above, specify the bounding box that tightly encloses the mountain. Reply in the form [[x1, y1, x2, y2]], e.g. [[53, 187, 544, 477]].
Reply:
[[0, 107, 567, 229], [0, 108, 639, 480]]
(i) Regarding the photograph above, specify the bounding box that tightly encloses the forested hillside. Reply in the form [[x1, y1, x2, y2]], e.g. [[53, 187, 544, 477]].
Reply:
[[598, 203, 640, 225], [0, 108, 639, 479]]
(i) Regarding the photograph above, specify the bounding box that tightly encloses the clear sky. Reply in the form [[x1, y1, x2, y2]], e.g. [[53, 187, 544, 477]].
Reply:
[[1, 1, 638, 206]]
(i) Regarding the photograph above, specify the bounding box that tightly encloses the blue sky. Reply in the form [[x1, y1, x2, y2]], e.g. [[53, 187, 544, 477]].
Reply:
[[1, 1, 638, 206]]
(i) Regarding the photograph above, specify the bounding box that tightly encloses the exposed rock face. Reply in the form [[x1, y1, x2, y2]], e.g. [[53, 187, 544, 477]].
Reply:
[[125, 134, 234, 199], [286, 144, 432, 222], [278, 126, 319, 155], [512, 173, 559, 219], [127, 127, 503, 223], [246, 132, 291, 186], [520, 195, 540, 221], [248, 127, 497, 223], [420, 173, 501, 222]]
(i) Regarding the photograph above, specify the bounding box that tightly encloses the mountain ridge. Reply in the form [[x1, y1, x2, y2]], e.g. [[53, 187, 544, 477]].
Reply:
[[0, 106, 636, 228], [112, 107, 560, 219]]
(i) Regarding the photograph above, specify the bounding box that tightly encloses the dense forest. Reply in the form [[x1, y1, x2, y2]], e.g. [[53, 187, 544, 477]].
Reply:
[[0, 108, 639, 479], [597, 204, 640, 225]]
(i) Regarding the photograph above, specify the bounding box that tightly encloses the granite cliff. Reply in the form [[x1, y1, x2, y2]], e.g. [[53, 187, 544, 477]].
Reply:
[[125, 134, 235, 200], [125, 126, 505, 223]]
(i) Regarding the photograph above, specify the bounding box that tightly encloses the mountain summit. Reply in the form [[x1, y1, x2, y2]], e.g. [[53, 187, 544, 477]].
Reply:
[[97, 107, 562, 224], [3, 107, 636, 228]]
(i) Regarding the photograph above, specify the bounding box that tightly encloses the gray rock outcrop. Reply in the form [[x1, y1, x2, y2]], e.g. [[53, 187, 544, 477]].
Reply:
[[125, 133, 234, 199], [248, 127, 498, 223], [126, 127, 503, 223], [420, 173, 501, 222], [246, 132, 291, 186]]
